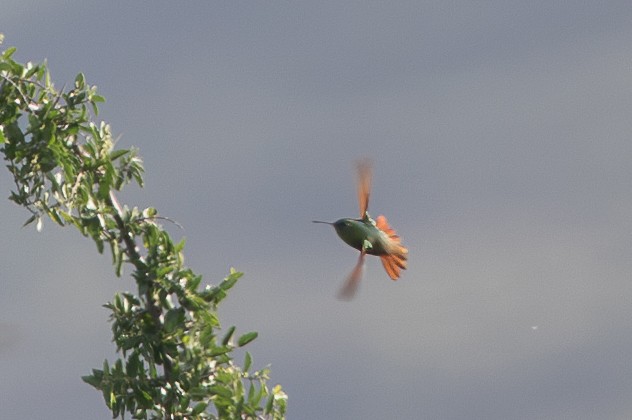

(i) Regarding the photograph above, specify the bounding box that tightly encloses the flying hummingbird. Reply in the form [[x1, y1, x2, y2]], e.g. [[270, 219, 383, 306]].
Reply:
[[313, 161, 408, 299]]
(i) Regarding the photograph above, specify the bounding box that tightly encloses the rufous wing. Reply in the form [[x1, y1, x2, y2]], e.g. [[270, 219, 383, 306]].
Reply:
[[356, 160, 372, 218], [338, 252, 366, 300]]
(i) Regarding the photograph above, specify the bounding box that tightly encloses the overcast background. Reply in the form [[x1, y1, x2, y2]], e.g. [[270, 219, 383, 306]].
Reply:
[[2, 2, 632, 419]]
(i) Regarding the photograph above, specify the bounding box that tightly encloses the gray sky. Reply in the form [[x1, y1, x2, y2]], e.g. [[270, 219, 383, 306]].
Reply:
[[2, 2, 632, 419]]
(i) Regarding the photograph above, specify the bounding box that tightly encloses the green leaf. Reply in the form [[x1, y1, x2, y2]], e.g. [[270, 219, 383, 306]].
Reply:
[[247, 383, 256, 405], [186, 274, 202, 291], [114, 252, 123, 277], [21, 214, 37, 228], [219, 271, 242, 292], [2, 46, 16, 59], [222, 326, 236, 346], [265, 393, 275, 414], [199, 324, 215, 346], [109, 149, 129, 161], [137, 389, 153, 405], [48, 208, 64, 226], [75, 72, 85, 88], [237, 331, 258, 347], [191, 402, 208, 415], [244, 351, 252, 372], [81, 374, 102, 388], [164, 308, 184, 333], [209, 385, 233, 399], [24, 63, 39, 78], [126, 352, 141, 377], [95, 238, 104, 254], [209, 346, 231, 357], [5, 122, 24, 144]]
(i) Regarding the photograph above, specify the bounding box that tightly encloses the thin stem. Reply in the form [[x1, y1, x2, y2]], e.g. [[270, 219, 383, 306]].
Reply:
[[108, 190, 174, 416]]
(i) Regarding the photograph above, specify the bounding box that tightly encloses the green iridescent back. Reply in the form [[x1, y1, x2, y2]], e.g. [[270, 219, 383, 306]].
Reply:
[[332, 215, 389, 255]]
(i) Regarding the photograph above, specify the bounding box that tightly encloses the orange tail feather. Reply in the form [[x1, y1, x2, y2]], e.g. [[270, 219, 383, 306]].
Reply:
[[376, 215, 408, 280]]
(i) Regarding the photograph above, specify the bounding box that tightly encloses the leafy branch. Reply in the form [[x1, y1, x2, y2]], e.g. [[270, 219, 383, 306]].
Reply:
[[0, 42, 287, 419]]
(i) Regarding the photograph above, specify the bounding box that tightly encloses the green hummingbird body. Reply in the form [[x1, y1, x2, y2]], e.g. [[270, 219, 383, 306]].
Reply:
[[313, 160, 407, 298], [332, 215, 390, 256]]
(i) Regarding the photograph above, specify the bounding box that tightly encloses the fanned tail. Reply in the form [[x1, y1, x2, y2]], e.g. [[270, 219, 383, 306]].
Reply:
[[376, 215, 408, 280]]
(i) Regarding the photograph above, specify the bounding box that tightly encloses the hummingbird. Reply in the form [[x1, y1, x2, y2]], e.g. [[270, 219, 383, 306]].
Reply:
[[313, 161, 408, 299]]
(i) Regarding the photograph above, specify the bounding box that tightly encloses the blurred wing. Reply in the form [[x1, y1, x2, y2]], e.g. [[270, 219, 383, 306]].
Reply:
[[356, 160, 372, 218], [338, 252, 365, 300], [376, 215, 408, 280]]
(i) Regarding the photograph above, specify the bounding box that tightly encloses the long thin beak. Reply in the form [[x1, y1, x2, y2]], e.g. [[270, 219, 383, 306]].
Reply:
[[312, 220, 334, 225]]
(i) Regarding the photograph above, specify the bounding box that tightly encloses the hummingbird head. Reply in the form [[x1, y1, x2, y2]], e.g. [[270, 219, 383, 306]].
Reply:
[[312, 218, 354, 234], [331, 218, 355, 235], [313, 218, 365, 251]]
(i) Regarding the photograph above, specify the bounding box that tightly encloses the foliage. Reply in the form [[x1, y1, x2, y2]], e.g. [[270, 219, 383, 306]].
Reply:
[[0, 39, 287, 419]]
